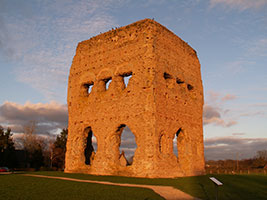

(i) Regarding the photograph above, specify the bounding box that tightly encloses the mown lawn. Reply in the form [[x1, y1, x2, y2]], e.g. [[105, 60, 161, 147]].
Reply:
[[1, 171, 267, 200], [0, 173, 163, 200], [31, 171, 267, 200]]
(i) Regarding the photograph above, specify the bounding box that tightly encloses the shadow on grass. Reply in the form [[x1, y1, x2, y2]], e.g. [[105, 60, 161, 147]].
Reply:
[[23, 171, 267, 200], [198, 182, 211, 200], [0, 173, 164, 200]]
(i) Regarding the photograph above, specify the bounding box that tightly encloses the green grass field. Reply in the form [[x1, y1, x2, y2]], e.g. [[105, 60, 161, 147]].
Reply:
[[1, 171, 266, 200], [0, 173, 163, 200]]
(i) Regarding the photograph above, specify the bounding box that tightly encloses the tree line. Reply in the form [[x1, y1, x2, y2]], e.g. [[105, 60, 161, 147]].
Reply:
[[206, 150, 267, 174], [1, 122, 266, 172], [0, 122, 67, 171]]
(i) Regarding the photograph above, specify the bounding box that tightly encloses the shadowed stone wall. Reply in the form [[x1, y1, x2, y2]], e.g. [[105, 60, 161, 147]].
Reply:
[[65, 19, 205, 178]]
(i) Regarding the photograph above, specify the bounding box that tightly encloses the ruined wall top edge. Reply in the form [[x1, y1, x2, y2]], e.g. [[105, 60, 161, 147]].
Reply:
[[76, 18, 196, 54]]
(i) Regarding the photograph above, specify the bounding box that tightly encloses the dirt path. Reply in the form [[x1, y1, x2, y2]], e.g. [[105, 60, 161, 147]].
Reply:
[[23, 174, 199, 200]]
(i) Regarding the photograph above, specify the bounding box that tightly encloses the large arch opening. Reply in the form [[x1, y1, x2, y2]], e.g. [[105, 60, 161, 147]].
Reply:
[[84, 127, 98, 165], [173, 128, 182, 157], [116, 124, 137, 166]]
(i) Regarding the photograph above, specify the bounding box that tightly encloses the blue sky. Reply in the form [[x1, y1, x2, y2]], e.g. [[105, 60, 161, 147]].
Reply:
[[0, 0, 266, 160]]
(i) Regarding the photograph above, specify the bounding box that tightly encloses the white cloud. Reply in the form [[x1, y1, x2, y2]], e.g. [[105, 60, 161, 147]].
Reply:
[[204, 91, 266, 128], [1, 0, 125, 101], [210, 0, 267, 10], [0, 101, 68, 134]]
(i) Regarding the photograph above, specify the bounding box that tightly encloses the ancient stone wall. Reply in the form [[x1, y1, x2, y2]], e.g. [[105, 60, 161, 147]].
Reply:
[[65, 19, 205, 178]]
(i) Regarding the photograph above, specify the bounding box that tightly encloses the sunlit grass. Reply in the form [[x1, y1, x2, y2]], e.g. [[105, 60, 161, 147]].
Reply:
[[0, 173, 163, 200], [1, 172, 266, 200]]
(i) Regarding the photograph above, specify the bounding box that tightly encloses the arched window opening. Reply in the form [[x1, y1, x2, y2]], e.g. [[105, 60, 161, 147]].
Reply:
[[117, 125, 137, 166], [121, 72, 132, 88], [83, 82, 94, 94], [173, 128, 182, 157], [84, 127, 98, 165], [103, 77, 112, 90], [82, 82, 94, 96], [176, 128, 182, 137], [173, 135, 178, 157]]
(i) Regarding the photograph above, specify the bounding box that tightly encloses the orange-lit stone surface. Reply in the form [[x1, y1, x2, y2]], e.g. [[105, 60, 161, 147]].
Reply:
[[65, 19, 205, 178]]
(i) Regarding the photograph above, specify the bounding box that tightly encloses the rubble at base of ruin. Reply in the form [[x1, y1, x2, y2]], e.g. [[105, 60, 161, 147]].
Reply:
[[65, 19, 205, 178]]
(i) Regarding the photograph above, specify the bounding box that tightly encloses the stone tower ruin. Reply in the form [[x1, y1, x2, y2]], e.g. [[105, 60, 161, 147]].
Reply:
[[65, 19, 205, 178]]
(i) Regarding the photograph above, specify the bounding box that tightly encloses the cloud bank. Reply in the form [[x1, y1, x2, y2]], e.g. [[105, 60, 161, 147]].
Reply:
[[0, 101, 136, 157], [0, 101, 68, 134], [205, 136, 267, 160], [117, 128, 267, 160], [1, 101, 265, 161]]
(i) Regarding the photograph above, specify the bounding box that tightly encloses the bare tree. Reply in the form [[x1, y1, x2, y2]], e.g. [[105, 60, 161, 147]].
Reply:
[[21, 121, 45, 169], [255, 150, 267, 161]]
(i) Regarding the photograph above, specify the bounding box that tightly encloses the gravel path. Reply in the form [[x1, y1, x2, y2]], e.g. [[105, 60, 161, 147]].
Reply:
[[23, 174, 199, 200]]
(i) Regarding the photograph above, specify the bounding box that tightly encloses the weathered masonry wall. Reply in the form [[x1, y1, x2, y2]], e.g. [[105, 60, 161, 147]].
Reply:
[[65, 19, 205, 178]]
